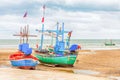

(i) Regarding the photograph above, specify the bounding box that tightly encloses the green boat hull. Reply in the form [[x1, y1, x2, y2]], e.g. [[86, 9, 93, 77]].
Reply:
[[35, 54, 77, 66], [105, 43, 115, 46]]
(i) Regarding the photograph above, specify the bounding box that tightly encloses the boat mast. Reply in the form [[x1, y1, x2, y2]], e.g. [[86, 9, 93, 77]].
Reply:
[[20, 27, 22, 44], [55, 22, 59, 46], [13, 26, 37, 43], [62, 22, 64, 42], [39, 5, 45, 50]]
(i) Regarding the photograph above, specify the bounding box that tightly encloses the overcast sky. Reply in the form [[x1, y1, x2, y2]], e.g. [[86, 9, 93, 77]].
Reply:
[[0, 0, 120, 39]]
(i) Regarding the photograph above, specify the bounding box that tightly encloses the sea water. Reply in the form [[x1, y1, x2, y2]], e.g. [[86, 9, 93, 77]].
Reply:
[[0, 39, 120, 50]]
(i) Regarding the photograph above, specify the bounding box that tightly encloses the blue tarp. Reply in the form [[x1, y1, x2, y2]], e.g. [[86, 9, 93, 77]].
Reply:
[[69, 44, 79, 51], [19, 43, 32, 55]]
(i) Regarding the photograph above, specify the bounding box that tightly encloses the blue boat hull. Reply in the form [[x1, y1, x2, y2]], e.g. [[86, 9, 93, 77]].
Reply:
[[10, 59, 38, 67]]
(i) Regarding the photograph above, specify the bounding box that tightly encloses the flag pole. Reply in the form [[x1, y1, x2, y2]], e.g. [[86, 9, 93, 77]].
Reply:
[[39, 5, 45, 50], [23, 11, 27, 43]]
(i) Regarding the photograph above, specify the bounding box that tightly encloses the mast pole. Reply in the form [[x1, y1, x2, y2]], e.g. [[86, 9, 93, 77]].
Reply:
[[62, 22, 64, 42], [39, 5, 45, 50], [56, 22, 59, 46]]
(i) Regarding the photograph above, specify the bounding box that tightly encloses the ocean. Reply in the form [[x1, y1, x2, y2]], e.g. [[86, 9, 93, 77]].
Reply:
[[0, 39, 120, 50]]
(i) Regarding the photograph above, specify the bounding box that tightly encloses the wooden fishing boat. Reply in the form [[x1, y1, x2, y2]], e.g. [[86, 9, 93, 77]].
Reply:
[[9, 26, 39, 69], [35, 22, 79, 66], [35, 43, 80, 66], [105, 43, 115, 46], [35, 53, 76, 66], [105, 40, 115, 46], [9, 51, 38, 69], [34, 5, 80, 66]]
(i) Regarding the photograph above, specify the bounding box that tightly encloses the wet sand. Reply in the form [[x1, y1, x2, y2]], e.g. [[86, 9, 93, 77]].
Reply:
[[0, 68, 108, 80], [74, 49, 120, 77], [1, 48, 120, 80]]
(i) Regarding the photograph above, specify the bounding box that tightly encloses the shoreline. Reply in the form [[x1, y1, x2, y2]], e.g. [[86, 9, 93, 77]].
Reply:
[[1, 46, 120, 51]]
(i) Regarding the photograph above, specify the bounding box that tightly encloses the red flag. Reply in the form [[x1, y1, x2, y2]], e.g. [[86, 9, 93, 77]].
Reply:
[[23, 12, 27, 18], [68, 31, 72, 37], [41, 17, 44, 23]]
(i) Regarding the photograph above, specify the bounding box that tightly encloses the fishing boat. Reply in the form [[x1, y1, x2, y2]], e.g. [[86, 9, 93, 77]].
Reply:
[[35, 22, 80, 66], [9, 50, 38, 69], [35, 53, 77, 66], [34, 5, 80, 66], [9, 26, 39, 69], [35, 23, 79, 66], [104, 40, 115, 46]]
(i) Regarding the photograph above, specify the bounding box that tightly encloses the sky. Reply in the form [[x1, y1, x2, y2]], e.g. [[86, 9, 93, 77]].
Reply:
[[0, 0, 120, 39]]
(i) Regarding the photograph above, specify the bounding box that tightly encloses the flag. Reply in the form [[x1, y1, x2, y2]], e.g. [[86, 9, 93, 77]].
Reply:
[[41, 17, 44, 23], [42, 5, 45, 23], [43, 5, 45, 16], [43, 5, 45, 9], [23, 12, 27, 18], [68, 31, 72, 37]]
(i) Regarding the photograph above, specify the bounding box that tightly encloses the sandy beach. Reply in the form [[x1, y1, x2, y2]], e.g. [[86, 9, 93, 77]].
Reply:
[[1, 48, 120, 80], [74, 49, 120, 76]]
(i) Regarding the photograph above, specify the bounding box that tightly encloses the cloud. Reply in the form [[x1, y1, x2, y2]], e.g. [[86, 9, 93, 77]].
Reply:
[[45, 0, 120, 11], [64, 0, 119, 5], [0, 0, 120, 39], [0, 0, 42, 16]]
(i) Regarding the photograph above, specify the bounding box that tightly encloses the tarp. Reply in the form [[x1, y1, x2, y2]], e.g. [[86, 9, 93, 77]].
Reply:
[[69, 44, 81, 51], [9, 51, 38, 60], [19, 43, 32, 55]]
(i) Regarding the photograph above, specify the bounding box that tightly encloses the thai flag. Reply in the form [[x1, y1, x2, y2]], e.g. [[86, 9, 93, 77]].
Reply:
[[41, 17, 44, 23], [23, 12, 27, 18]]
